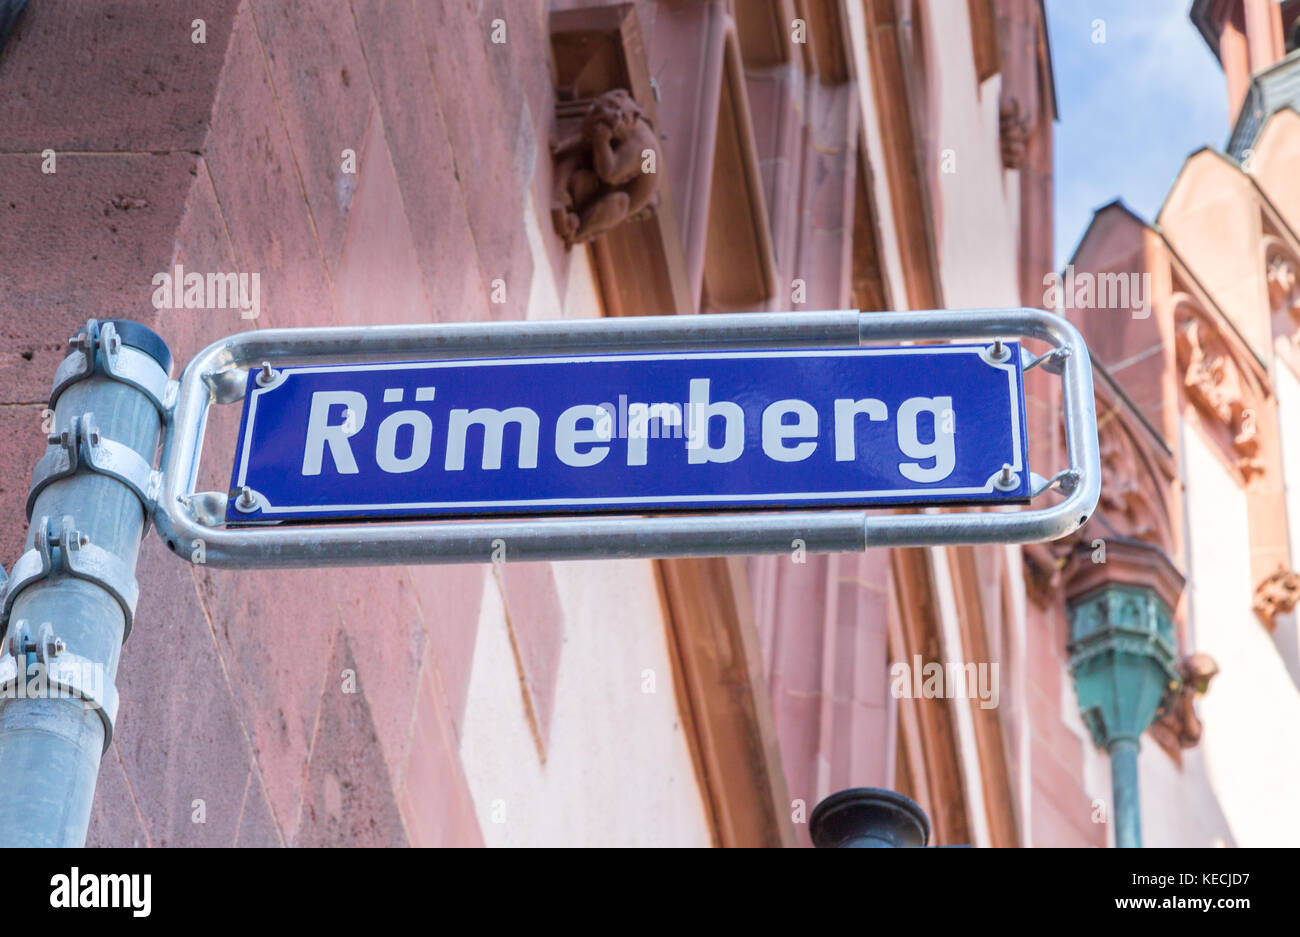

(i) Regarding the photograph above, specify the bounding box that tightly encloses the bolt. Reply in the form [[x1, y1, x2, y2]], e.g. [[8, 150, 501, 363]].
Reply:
[[236, 486, 257, 510], [87, 426, 100, 447], [47, 637, 65, 658], [256, 362, 277, 386], [989, 339, 1010, 361], [999, 464, 1013, 485], [107, 333, 121, 354], [75, 532, 89, 548]]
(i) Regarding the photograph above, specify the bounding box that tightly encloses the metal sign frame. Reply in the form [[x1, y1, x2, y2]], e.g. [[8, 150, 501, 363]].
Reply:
[[152, 308, 1100, 568]]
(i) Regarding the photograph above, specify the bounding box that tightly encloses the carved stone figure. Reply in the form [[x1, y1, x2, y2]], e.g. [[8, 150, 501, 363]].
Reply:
[[1023, 399, 1175, 607], [1266, 251, 1300, 319], [998, 95, 1031, 170], [1253, 565, 1300, 628], [1176, 315, 1265, 479], [1097, 426, 1164, 546], [1178, 318, 1236, 424], [551, 89, 660, 247], [1154, 653, 1219, 749]]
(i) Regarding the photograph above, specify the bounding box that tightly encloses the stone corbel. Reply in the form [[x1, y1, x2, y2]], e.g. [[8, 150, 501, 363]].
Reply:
[[1252, 565, 1300, 629], [998, 94, 1032, 170], [552, 89, 661, 247], [548, 4, 692, 317], [1151, 653, 1219, 752]]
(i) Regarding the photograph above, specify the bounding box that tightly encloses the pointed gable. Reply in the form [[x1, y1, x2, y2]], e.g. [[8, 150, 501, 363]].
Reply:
[[1158, 148, 1274, 357]]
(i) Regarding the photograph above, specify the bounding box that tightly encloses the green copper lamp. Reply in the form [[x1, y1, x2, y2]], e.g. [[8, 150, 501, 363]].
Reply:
[[1067, 583, 1179, 848]]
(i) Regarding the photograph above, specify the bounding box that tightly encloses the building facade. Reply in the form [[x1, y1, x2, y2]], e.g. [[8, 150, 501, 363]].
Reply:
[[1056, 0, 1300, 849], [0, 0, 1293, 847]]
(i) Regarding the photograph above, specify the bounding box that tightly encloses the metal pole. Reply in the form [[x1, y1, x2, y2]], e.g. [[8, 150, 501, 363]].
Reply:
[[0, 319, 169, 846], [1108, 738, 1142, 848]]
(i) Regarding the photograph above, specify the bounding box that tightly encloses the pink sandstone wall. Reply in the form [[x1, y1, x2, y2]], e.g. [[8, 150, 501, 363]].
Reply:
[[0, 0, 580, 847], [0, 0, 1107, 849]]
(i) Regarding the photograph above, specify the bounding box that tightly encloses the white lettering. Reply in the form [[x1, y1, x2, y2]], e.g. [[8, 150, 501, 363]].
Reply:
[[627, 402, 682, 465], [897, 396, 955, 482], [761, 399, 818, 462], [50, 868, 151, 918], [834, 397, 888, 461], [686, 379, 743, 464], [302, 391, 367, 475], [376, 410, 433, 473], [446, 407, 540, 470], [555, 404, 612, 467]]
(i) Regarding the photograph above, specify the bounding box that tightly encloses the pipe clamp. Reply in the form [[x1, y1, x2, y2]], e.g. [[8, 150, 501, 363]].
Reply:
[[1, 516, 139, 640], [0, 621, 118, 750], [50, 320, 176, 418], [26, 413, 159, 523]]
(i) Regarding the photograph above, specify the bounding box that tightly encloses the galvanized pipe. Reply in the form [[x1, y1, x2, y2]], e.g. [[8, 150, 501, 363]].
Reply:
[[0, 321, 166, 846], [153, 307, 1099, 567]]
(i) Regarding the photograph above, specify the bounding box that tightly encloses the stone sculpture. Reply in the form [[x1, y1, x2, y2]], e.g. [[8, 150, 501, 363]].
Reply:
[[552, 89, 660, 247]]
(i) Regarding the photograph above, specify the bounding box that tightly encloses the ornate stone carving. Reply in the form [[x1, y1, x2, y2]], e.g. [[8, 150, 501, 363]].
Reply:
[[1023, 394, 1176, 608], [1175, 311, 1265, 480], [1097, 422, 1166, 547], [551, 89, 661, 248], [1266, 251, 1300, 318], [1022, 541, 1062, 603], [1152, 653, 1219, 750], [1265, 239, 1300, 357], [1178, 319, 1238, 424], [998, 95, 1031, 170], [1252, 565, 1300, 628]]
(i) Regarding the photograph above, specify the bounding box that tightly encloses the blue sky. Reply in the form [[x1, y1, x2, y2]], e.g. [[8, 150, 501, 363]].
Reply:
[[1046, 0, 1229, 268]]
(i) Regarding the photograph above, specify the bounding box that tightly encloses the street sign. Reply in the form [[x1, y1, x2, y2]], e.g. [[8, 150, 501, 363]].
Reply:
[[227, 343, 1030, 523]]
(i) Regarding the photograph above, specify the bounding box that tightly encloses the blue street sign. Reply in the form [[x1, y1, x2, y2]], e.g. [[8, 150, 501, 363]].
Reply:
[[226, 344, 1030, 523]]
